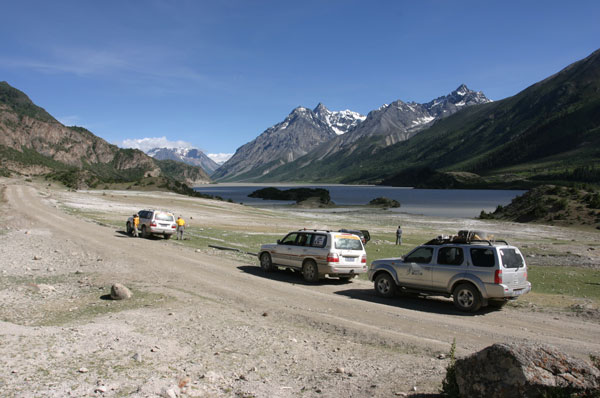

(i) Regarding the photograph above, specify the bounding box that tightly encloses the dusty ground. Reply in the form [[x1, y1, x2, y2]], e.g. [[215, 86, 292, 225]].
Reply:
[[1, 178, 599, 398]]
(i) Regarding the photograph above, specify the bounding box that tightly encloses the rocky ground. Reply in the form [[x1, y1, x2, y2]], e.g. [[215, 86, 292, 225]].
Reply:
[[1, 178, 599, 398]]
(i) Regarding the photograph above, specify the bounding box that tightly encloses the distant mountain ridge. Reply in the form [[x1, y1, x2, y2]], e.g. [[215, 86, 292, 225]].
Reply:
[[147, 147, 220, 175], [215, 85, 490, 182], [0, 81, 210, 187], [212, 104, 359, 181]]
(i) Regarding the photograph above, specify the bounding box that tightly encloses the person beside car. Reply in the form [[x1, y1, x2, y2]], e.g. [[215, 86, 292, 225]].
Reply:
[[176, 216, 186, 240], [396, 225, 403, 245], [133, 214, 140, 237]]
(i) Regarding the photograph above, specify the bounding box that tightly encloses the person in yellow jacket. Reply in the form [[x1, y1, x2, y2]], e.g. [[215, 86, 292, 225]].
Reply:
[[132, 214, 140, 237], [176, 216, 186, 240]]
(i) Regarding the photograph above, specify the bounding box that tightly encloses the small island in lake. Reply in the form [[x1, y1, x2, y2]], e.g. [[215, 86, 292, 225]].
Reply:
[[248, 187, 332, 205], [369, 197, 401, 208]]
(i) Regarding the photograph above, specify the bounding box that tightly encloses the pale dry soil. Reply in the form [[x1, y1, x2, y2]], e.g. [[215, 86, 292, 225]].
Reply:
[[1, 178, 599, 398]]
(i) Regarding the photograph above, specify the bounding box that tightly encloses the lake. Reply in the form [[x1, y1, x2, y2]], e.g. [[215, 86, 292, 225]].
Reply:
[[194, 184, 525, 219]]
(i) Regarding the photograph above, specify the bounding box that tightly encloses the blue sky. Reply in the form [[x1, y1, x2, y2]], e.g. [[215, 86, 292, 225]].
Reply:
[[2, 1, 599, 161]]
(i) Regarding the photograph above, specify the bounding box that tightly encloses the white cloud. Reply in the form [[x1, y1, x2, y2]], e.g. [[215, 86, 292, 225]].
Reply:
[[118, 137, 195, 152], [207, 153, 233, 164]]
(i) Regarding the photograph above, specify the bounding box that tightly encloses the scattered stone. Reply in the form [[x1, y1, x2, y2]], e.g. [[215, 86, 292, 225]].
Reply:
[[25, 231, 30, 235], [47, 267, 55, 272], [132, 352, 143, 362], [36, 284, 56, 293], [335, 367, 345, 374], [33, 255, 41, 260], [455, 343, 600, 398], [262, 312, 268, 317], [437, 353, 446, 359], [160, 386, 179, 398], [195, 249, 201, 253], [94, 385, 107, 393], [110, 283, 132, 300], [239, 374, 247, 380], [394, 392, 407, 397], [178, 377, 190, 388], [78, 367, 89, 373], [151, 346, 160, 352]]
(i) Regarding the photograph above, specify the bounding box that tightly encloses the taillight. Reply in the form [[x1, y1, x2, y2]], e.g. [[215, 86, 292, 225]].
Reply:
[[524, 271, 528, 281], [150, 222, 157, 227], [172, 225, 176, 229], [494, 270, 503, 284], [361, 254, 367, 263], [327, 253, 339, 263]]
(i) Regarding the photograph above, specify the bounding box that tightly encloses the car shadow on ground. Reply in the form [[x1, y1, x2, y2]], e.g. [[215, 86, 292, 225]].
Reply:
[[114, 230, 172, 240], [334, 288, 499, 316], [237, 265, 358, 287]]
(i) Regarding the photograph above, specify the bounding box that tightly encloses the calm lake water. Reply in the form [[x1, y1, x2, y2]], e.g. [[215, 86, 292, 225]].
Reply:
[[194, 184, 525, 219]]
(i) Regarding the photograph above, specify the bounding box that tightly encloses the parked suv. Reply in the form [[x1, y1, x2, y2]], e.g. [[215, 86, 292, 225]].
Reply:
[[127, 210, 177, 239], [368, 231, 531, 312], [258, 229, 367, 282]]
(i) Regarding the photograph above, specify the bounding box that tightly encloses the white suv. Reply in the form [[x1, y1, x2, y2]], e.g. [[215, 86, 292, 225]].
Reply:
[[368, 231, 531, 312], [258, 229, 367, 282], [127, 210, 177, 239]]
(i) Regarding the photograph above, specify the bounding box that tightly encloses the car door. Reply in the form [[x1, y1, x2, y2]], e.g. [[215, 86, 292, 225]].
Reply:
[[289, 232, 311, 268], [431, 246, 465, 292], [396, 246, 434, 288], [272, 233, 299, 266]]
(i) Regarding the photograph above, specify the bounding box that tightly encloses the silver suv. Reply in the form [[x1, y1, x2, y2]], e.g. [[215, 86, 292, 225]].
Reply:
[[258, 229, 367, 282], [368, 231, 531, 312], [127, 210, 177, 239]]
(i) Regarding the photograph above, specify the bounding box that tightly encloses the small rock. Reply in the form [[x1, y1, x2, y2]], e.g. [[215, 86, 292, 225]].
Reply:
[[239, 374, 247, 380], [110, 283, 132, 300], [25, 231, 30, 235], [195, 249, 201, 253], [262, 312, 268, 317], [47, 267, 55, 272], [151, 346, 160, 352], [78, 367, 89, 373], [94, 386, 107, 393], [437, 353, 446, 359], [132, 353, 142, 362], [394, 393, 407, 397], [335, 367, 345, 374], [33, 256, 42, 260], [161, 386, 180, 398]]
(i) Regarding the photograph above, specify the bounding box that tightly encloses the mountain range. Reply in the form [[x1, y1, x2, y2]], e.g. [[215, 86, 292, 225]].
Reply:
[[0, 81, 210, 188], [214, 85, 491, 181]]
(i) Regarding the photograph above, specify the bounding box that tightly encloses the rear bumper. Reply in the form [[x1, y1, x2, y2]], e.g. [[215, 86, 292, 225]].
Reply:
[[485, 281, 531, 299], [321, 264, 368, 276], [150, 227, 175, 235]]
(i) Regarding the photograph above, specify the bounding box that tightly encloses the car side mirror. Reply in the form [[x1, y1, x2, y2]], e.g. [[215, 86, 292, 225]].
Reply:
[[277, 239, 281, 244]]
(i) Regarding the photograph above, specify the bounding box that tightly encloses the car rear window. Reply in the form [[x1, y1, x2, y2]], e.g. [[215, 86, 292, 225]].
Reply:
[[155, 212, 174, 222], [334, 235, 363, 250], [500, 248, 524, 269], [470, 248, 496, 267]]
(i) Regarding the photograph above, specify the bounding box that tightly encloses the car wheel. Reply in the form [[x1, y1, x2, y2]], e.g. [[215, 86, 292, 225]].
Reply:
[[126, 222, 132, 236], [453, 283, 482, 312], [374, 273, 396, 298], [141, 225, 149, 239], [260, 252, 274, 272], [302, 260, 319, 283]]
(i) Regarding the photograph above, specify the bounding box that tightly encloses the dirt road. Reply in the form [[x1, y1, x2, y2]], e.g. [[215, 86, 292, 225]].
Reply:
[[1, 181, 598, 397]]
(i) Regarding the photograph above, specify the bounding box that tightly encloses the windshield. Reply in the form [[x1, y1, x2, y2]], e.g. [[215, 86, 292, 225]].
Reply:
[[334, 235, 363, 250], [500, 248, 524, 269], [155, 212, 174, 222]]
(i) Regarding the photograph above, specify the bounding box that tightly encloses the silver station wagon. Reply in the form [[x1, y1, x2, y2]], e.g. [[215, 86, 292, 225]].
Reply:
[[258, 229, 367, 282], [368, 231, 531, 312]]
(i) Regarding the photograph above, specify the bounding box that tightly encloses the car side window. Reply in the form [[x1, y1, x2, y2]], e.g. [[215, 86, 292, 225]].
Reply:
[[311, 234, 327, 248], [437, 247, 464, 266], [470, 248, 496, 267], [297, 233, 309, 246], [139, 211, 147, 219], [280, 233, 298, 245], [404, 247, 433, 264]]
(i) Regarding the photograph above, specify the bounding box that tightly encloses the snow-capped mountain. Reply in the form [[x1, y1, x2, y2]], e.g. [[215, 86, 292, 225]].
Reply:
[[313, 103, 365, 135], [147, 147, 220, 175], [211, 106, 338, 181]]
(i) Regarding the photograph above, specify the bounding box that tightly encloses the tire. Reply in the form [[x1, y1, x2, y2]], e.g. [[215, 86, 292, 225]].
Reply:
[[141, 225, 149, 239], [453, 283, 482, 312], [374, 273, 396, 298], [259, 252, 274, 272], [126, 222, 132, 236], [302, 260, 319, 283]]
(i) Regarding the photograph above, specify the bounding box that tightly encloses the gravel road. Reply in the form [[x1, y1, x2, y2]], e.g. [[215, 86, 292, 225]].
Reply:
[[1, 180, 598, 398]]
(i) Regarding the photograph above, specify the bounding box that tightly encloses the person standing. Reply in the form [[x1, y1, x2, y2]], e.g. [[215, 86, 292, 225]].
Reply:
[[395, 225, 402, 245], [132, 214, 140, 237], [176, 216, 186, 240]]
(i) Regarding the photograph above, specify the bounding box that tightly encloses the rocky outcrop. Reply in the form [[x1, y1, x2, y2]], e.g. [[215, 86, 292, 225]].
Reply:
[[455, 343, 600, 398]]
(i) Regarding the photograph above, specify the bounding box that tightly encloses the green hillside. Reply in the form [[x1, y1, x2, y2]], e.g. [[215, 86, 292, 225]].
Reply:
[[259, 49, 600, 188]]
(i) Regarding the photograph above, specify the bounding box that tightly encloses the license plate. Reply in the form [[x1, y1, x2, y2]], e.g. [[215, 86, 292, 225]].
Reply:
[[344, 257, 356, 262]]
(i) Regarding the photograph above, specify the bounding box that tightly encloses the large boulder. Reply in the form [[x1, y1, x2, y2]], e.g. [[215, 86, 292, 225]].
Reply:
[[455, 343, 600, 398], [110, 283, 132, 300]]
